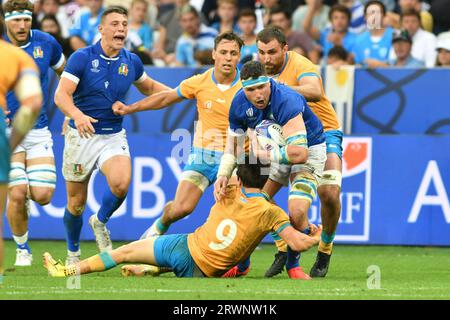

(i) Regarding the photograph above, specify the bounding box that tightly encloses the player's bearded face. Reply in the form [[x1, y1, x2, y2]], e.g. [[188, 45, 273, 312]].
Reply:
[[6, 18, 32, 44], [244, 82, 271, 109], [257, 39, 287, 76], [100, 13, 128, 50], [212, 40, 240, 75]]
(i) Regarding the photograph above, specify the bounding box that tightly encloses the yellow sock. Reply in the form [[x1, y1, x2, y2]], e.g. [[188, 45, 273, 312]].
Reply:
[[86, 255, 107, 272], [274, 238, 287, 253], [318, 240, 333, 255]]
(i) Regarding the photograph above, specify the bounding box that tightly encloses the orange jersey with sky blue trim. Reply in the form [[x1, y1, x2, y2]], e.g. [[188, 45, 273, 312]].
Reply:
[[0, 40, 39, 109], [274, 51, 340, 132], [177, 68, 242, 151], [187, 185, 290, 277]]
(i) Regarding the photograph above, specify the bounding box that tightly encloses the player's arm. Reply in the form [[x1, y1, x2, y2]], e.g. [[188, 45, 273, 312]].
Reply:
[[113, 89, 182, 116], [278, 224, 322, 252], [9, 67, 43, 150], [289, 75, 323, 102], [134, 74, 170, 96], [54, 77, 97, 138]]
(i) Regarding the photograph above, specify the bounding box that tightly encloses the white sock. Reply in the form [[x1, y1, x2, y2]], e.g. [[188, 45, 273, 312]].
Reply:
[[67, 249, 81, 257], [13, 231, 29, 246]]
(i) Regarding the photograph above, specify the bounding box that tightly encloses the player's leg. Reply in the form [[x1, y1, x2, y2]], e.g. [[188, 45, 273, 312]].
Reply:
[[0, 119, 11, 282], [88, 155, 131, 252], [0, 184, 7, 283], [310, 130, 343, 277], [6, 152, 32, 266]]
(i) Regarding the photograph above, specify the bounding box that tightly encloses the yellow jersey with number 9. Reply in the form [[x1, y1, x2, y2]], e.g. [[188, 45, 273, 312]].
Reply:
[[275, 51, 340, 132], [187, 185, 290, 277]]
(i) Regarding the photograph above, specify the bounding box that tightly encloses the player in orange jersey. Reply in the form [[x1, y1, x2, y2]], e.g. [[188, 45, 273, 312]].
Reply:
[[256, 27, 343, 278], [0, 16, 43, 283], [43, 158, 322, 278], [112, 32, 245, 239]]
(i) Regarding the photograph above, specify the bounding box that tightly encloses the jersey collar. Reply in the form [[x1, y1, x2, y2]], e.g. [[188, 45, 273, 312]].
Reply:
[[4, 29, 33, 49], [94, 40, 122, 61], [273, 52, 289, 78], [211, 68, 241, 88], [241, 188, 270, 201]]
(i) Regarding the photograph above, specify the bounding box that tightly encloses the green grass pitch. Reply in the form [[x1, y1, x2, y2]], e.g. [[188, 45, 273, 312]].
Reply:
[[1, 240, 449, 300]]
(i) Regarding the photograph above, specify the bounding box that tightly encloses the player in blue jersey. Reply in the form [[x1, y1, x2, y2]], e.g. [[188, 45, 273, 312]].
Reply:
[[2, 0, 66, 267], [54, 6, 169, 264], [214, 61, 327, 280]]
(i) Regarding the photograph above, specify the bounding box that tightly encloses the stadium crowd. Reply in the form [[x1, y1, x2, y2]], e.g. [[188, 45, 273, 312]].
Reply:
[[1, 0, 449, 67]]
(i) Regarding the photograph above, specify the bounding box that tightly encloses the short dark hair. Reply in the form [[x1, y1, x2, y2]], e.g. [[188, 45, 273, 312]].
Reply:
[[328, 45, 348, 61], [364, 0, 386, 16], [401, 8, 421, 22], [180, 4, 199, 18], [3, 0, 34, 13], [214, 32, 244, 50], [257, 26, 287, 47], [236, 157, 270, 189], [238, 8, 257, 21], [270, 6, 291, 20], [329, 4, 351, 22], [101, 6, 128, 23], [240, 60, 266, 81]]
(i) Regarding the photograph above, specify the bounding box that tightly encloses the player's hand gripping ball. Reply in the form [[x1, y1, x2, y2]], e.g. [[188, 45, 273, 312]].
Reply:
[[255, 120, 286, 152]]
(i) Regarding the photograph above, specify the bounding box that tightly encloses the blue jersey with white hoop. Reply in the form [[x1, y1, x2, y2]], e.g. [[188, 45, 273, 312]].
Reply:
[[229, 79, 325, 147], [63, 41, 146, 134], [5, 30, 64, 128]]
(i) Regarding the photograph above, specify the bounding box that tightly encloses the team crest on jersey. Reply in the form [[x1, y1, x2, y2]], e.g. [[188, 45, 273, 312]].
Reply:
[[73, 164, 83, 176], [33, 46, 43, 59], [118, 63, 128, 76]]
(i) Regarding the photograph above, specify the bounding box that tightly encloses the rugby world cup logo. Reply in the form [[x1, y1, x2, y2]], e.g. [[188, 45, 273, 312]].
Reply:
[[246, 108, 254, 118], [91, 59, 100, 72], [335, 137, 372, 242]]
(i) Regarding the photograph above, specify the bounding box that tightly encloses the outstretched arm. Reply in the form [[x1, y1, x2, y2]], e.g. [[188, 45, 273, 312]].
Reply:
[[279, 224, 322, 252]]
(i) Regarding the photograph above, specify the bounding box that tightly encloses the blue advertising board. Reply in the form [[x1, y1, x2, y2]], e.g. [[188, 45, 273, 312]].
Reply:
[[3, 134, 449, 246]]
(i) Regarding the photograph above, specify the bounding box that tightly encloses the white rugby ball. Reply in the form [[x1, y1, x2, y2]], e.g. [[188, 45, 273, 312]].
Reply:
[[255, 120, 286, 151]]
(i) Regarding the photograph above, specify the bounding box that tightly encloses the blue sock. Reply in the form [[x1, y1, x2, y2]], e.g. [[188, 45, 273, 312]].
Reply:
[[17, 242, 31, 252], [237, 256, 251, 272], [286, 227, 310, 270], [63, 208, 83, 252], [97, 187, 126, 224], [156, 218, 169, 234]]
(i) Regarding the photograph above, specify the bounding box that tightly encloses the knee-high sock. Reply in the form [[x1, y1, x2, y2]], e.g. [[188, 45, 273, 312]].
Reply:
[[270, 231, 287, 252], [319, 232, 335, 255], [86, 252, 117, 273], [64, 208, 83, 253], [97, 187, 126, 224], [236, 256, 251, 272], [13, 231, 30, 252], [286, 227, 310, 270]]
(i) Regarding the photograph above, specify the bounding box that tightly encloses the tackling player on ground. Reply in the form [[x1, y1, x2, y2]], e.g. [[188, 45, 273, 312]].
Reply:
[[3, 0, 66, 267], [113, 32, 244, 239], [43, 159, 322, 278], [214, 61, 327, 279], [256, 27, 343, 278], [54, 6, 169, 264], [0, 16, 43, 283]]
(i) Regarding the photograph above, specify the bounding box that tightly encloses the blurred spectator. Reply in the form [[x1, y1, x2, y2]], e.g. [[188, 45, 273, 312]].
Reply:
[[68, 0, 104, 50], [270, 7, 321, 63], [401, 9, 437, 67], [237, 8, 258, 64], [40, 14, 74, 57], [105, 0, 158, 27], [359, 0, 396, 12], [339, 0, 366, 34], [436, 31, 450, 66], [388, 29, 425, 66], [385, 0, 433, 33], [175, 5, 217, 66], [327, 45, 351, 67], [210, 0, 240, 34], [430, 0, 450, 35], [152, 0, 189, 65], [293, 0, 330, 33], [201, 0, 254, 25], [129, 0, 153, 50], [351, 0, 395, 67], [37, 0, 59, 22], [255, 0, 281, 32], [58, 0, 81, 38], [304, 4, 357, 60]]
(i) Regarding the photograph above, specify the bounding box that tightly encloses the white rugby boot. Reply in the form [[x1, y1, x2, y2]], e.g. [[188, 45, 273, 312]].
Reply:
[[89, 214, 113, 252], [14, 249, 33, 266]]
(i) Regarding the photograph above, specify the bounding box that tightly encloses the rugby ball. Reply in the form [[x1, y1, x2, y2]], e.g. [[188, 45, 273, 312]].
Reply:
[[255, 120, 286, 151]]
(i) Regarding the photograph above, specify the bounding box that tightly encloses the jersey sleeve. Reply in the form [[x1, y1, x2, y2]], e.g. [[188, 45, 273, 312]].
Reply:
[[274, 93, 305, 126], [228, 95, 248, 136], [61, 50, 88, 84], [295, 55, 321, 82], [130, 53, 146, 83], [265, 206, 291, 236], [48, 34, 65, 70], [177, 74, 202, 99]]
